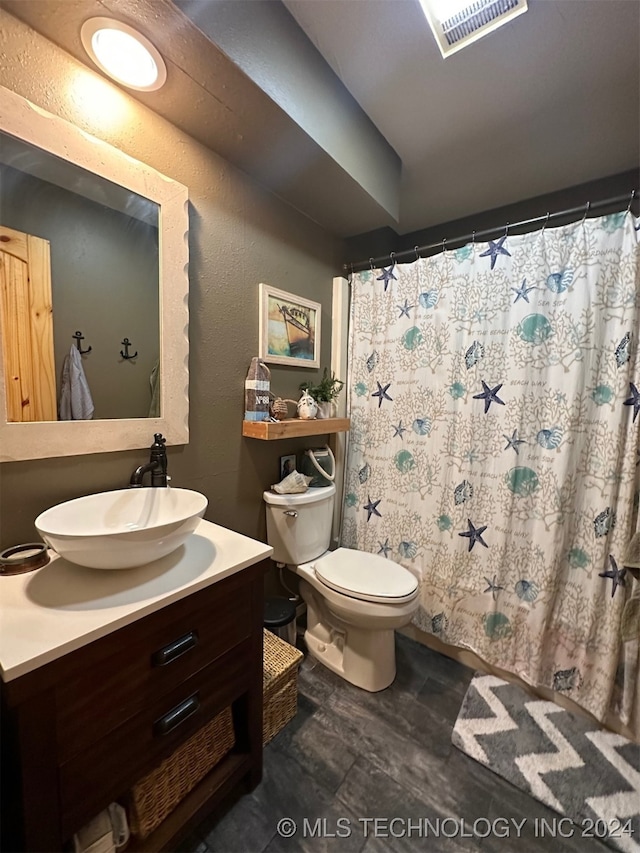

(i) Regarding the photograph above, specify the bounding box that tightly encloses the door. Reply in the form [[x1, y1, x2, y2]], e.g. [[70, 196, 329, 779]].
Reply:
[[0, 224, 56, 421]]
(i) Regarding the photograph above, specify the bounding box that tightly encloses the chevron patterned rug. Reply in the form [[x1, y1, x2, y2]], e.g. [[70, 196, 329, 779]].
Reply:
[[452, 674, 640, 853]]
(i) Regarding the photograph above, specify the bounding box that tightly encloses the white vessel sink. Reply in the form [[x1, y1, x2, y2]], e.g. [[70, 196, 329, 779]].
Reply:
[[35, 488, 208, 570]]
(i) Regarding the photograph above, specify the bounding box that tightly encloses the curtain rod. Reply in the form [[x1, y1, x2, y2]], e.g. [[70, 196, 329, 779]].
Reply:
[[345, 190, 637, 274]]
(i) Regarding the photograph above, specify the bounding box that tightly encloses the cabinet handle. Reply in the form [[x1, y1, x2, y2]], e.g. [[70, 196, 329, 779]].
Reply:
[[151, 631, 198, 667], [153, 693, 200, 737]]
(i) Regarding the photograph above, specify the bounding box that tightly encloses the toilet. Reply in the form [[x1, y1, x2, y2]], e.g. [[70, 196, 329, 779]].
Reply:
[[263, 483, 419, 691]]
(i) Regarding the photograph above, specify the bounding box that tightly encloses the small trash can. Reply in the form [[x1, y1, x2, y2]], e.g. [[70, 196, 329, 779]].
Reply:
[[264, 597, 297, 647]]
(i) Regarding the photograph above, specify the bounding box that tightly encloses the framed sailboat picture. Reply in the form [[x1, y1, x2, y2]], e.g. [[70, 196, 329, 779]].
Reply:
[[258, 283, 321, 368]]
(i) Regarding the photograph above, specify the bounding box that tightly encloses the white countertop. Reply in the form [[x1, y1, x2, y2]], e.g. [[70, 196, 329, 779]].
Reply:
[[0, 519, 273, 682]]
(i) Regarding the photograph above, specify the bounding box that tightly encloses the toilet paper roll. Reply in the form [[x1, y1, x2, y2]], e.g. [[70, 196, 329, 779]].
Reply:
[[73, 803, 129, 853]]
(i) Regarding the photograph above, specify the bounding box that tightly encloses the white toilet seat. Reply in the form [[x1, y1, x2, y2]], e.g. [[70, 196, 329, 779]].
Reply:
[[311, 547, 418, 604]]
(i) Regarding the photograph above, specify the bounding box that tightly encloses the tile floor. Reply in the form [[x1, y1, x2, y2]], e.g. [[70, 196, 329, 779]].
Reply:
[[182, 633, 609, 852]]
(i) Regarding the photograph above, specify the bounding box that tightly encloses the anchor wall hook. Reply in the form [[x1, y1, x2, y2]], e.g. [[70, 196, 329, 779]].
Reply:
[[72, 331, 92, 354], [120, 338, 138, 360]]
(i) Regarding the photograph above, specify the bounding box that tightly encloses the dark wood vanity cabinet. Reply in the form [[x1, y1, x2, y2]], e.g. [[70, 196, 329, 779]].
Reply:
[[1, 561, 267, 852]]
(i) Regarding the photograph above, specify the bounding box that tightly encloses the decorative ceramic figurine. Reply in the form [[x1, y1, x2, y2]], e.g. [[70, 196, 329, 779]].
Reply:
[[297, 390, 318, 420]]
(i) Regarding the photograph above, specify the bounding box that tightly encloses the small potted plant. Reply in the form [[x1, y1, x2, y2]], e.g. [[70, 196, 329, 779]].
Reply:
[[299, 368, 344, 419]]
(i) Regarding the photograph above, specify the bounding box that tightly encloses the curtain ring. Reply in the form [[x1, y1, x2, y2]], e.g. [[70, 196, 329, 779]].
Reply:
[[472, 230, 476, 244], [390, 251, 396, 266], [414, 245, 420, 261], [504, 222, 510, 238], [627, 189, 636, 213], [369, 257, 375, 271], [442, 237, 447, 254], [541, 211, 550, 234], [581, 201, 591, 226]]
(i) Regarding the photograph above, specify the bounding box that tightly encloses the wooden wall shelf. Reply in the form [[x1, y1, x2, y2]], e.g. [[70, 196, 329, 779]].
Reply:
[[242, 417, 350, 440]]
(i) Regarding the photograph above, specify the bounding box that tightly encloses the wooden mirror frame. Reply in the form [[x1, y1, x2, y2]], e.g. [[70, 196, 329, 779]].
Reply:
[[0, 86, 189, 461]]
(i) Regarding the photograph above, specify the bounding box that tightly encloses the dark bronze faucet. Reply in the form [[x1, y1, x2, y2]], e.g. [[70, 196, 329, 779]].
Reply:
[[130, 434, 169, 487]]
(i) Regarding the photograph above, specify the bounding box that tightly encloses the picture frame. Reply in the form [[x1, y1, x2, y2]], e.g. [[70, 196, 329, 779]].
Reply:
[[259, 283, 320, 368], [279, 453, 296, 480]]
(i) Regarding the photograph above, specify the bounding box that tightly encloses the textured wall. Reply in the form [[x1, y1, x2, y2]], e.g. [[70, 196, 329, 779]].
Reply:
[[177, 0, 401, 220], [0, 11, 344, 559]]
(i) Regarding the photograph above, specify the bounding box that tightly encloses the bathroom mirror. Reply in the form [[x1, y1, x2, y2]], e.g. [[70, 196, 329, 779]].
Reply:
[[0, 86, 189, 461]]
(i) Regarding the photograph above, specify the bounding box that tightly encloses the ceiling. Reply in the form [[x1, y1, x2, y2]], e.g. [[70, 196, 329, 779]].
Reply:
[[2, 0, 639, 239], [282, 0, 640, 234]]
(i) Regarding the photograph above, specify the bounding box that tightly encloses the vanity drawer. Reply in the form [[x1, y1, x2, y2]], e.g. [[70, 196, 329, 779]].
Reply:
[[55, 573, 251, 762], [58, 638, 252, 837]]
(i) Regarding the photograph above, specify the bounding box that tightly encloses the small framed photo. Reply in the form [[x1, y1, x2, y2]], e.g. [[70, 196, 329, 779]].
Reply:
[[279, 454, 296, 480], [259, 283, 321, 368]]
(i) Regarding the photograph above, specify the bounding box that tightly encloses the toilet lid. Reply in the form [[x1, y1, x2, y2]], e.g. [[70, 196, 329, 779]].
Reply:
[[313, 548, 418, 603]]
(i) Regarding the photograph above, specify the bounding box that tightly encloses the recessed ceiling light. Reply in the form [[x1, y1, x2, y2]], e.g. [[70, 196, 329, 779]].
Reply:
[[80, 18, 167, 91], [419, 0, 528, 58]]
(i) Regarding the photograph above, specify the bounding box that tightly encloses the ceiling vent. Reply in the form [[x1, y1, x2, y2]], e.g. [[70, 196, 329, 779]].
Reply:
[[419, 0, 528, 57]]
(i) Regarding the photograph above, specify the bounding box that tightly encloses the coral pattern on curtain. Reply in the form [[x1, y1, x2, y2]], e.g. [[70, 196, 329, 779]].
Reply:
[[343, 212, 640, 733]]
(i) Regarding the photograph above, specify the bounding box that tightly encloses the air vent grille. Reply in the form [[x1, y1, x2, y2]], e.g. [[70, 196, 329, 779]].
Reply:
[[442, 0, 521, 45], [420, 0, 528, 57]]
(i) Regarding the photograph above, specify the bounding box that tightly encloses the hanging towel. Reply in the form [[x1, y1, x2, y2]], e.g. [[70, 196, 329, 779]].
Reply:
[[148, 359, 160, 418], [59, 345, 94, 420]]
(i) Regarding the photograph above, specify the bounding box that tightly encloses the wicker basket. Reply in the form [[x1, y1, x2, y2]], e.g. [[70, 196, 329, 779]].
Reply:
[[263, 629, 303, 745], [128, 706, 235, 839], [127, 633, 302, 838]]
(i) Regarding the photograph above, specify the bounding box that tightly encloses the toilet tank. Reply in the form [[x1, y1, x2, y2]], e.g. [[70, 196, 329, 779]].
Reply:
[[263, 484, 336, 564]]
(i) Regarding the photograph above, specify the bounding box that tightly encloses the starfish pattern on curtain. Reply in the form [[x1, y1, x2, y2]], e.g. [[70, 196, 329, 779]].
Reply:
[[343, 212, 640, 736]]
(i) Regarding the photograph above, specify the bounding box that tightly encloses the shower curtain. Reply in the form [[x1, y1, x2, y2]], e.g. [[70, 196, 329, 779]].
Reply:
[[343, 211, 640, 736]]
